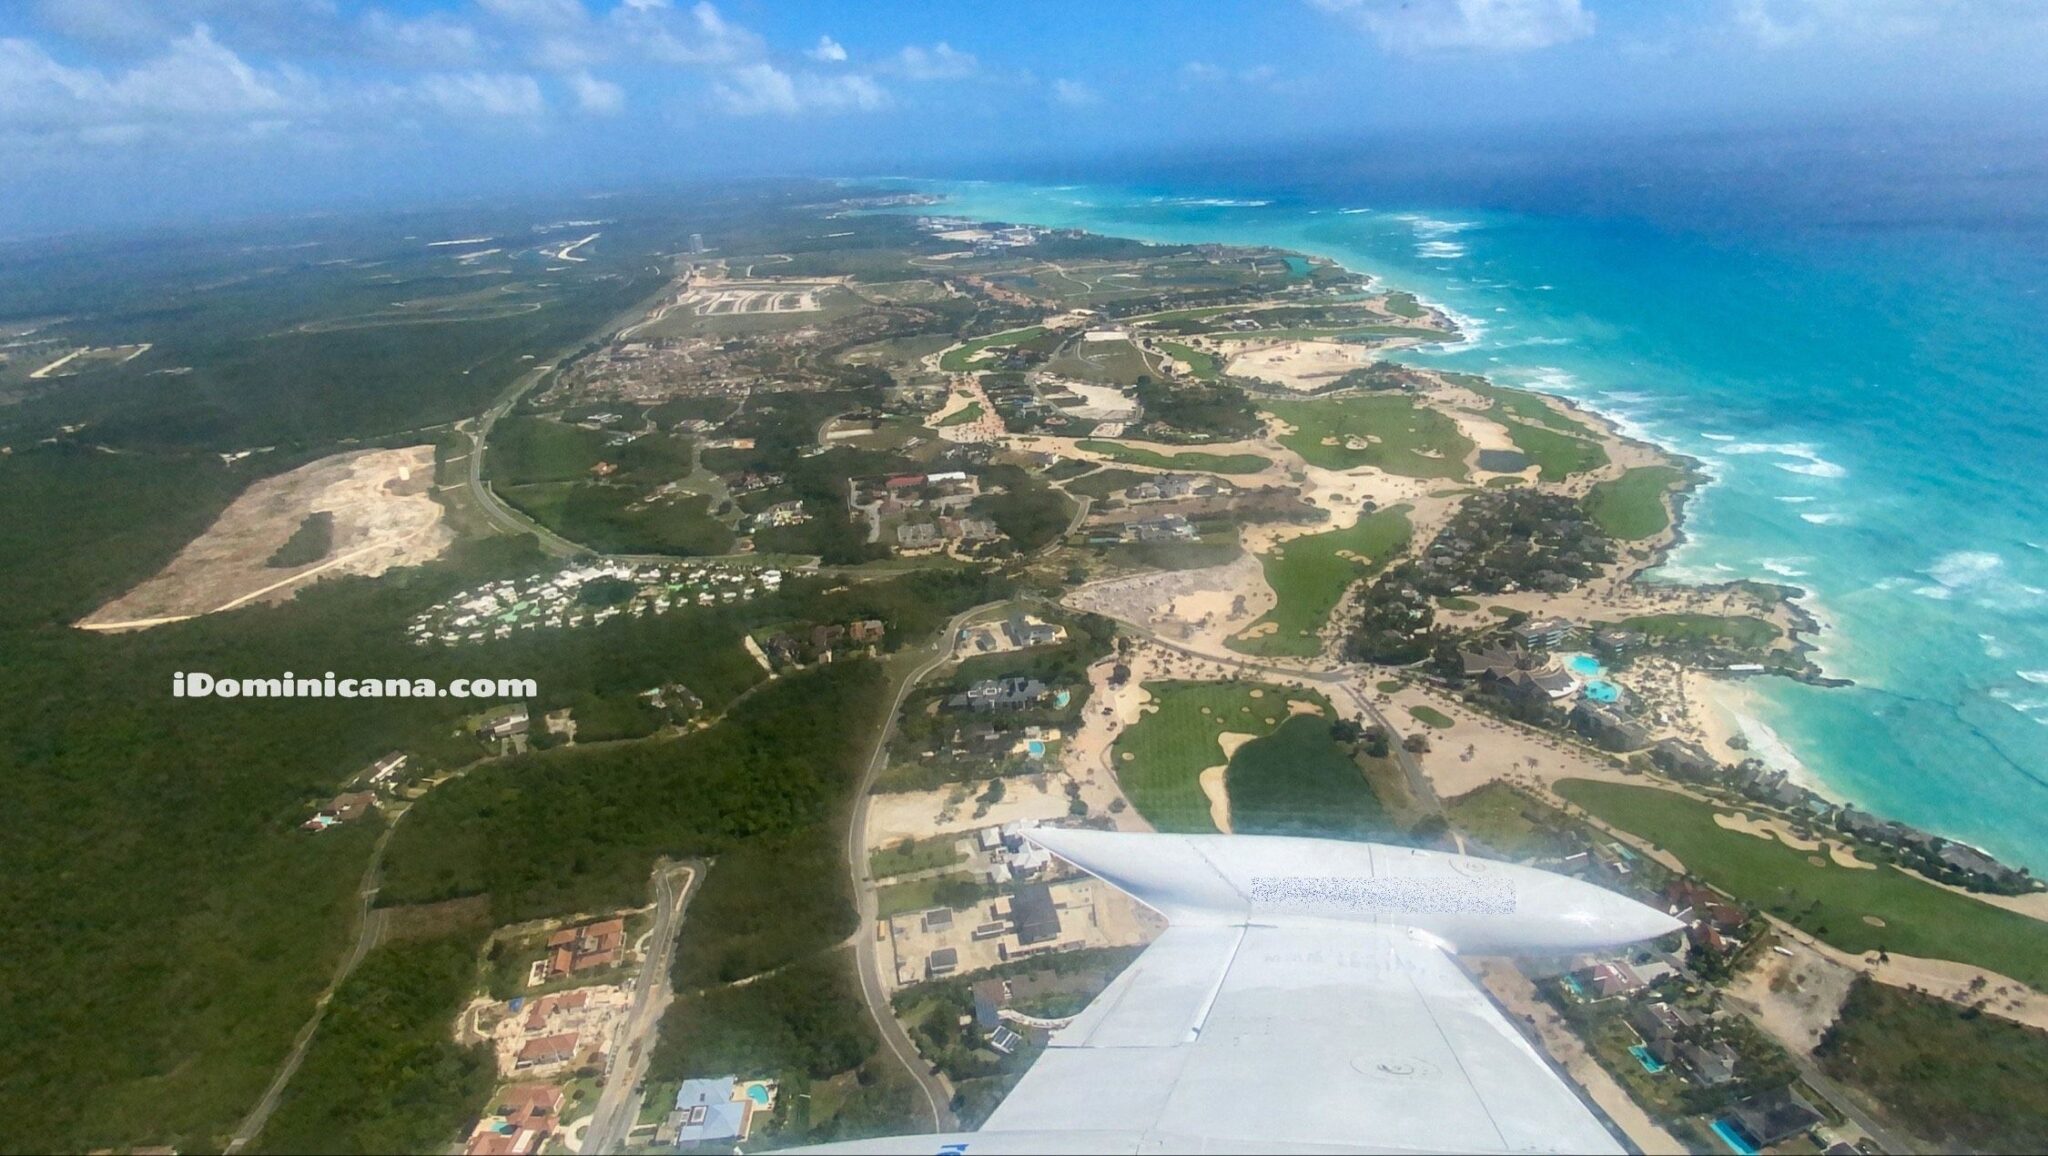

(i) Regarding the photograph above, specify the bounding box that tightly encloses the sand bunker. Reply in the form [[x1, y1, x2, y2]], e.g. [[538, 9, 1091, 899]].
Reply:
[[1714, 811, 1875, 869], [79, 445, 453, 630]]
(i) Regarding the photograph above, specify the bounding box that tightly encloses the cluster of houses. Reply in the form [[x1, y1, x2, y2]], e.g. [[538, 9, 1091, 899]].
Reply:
[[1119, 473, 1228, 504], [530, 917, 627, 986], [463, 1082, 566, 1156], [946, 676, 1056, 713], [300, 790, 377, 833], [749, 499, 810, 530], [759, 619, 885, 668], [1085, 513, 1197, 547], [409, 561, 782, 645], [955, 611, 1065, 657]]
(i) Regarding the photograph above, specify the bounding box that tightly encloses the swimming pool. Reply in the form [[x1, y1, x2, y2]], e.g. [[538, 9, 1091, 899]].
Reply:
[[745, 1083, 770, 1107], [1627, 1044, 1666, 1073], [1560, 974, 1589, 999], [1584, 679, 1622, 703], [1710, 1118, 1759, 1155], [1054, 689, 1072, 709], [1566, 653, 1605, 677], [1027, 740, 1047, 758]]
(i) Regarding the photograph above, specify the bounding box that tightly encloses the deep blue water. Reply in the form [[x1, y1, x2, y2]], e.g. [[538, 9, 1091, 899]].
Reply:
[[889, 163, 2048, 868]]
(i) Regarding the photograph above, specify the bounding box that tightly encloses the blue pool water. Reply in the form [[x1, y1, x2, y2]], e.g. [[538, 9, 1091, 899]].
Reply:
[[1585, 680, 1623, 704], [1027, 740, 1047, 758], [1566, 654, 1605, 677], [1054, 689, 1072, 709], [745, 1084, 770, 1106], [1711, 1118, 1760, 1156], [1560, 975, 1588, 999], [1627, 1044, 1666, 1073], [893, 169, 2048, 869]]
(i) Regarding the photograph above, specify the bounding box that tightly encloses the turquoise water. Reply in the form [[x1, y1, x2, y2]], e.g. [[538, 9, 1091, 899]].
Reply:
[[1027, 740, 1047, 758], [745, 1084, 769, 1106], [1627, 1044, 1666, 1074], [1585, 681, 1622, 705], [1567, 654, 1604, 677], [898, 178, 2048, 869], [1711, 1118, 1760, 1156]]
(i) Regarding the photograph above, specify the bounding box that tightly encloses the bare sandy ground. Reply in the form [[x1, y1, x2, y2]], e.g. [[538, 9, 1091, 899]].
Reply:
[[1068, 553, 1275, 652], [867, 773, 1081, 846], [1766, 918, 2048, 1031], [1722, 938, 1858, 1054], [1199, 732, 1258, 834], [79, 445, 453, 630], [1223, 340, 1375, 391]]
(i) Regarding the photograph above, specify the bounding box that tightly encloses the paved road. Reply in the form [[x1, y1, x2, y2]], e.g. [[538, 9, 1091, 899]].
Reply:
[[465, 362, 585, 557], [225, 819, 401, 1153], [582, 861, 703, 1155], [841, 603, 1006, 1134]]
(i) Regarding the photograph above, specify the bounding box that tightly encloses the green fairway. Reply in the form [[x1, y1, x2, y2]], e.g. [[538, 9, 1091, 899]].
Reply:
[[1615, 612, 1781, 649], [1229, 506, 1411, 658], [935, 401, 983, 427], [1060, 467, 1152, 500], [1227, 714, 1387, 839], [1459, 378, 1597, 438], [485, 415, 611, 485], [1501, 421, 1608, 481], [1112, 681, 1323, 832], [938, 326, 1048, 372], [1268, 396, 1472, 479], [1584, 466, 1684, 539], [1157, 340, 1220, 379], [1075, 439, 1270, 474], [1556, 779, 2048, 988], [868, 835, 965, 879]]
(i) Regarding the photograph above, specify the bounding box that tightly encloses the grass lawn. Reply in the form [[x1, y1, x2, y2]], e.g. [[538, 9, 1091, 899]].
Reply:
[[876, 872, 987, 919], [1502, 420, 1608, 482], [1228, 506, 1411, 658], [939, 326, 1048, 372], [1075, 439, 1270, 474], [868, 834, 965, 880], [485, 415, 611, 485], [1061, 467, 1153, 500], [1460, 379, 1597, 438], [1585, 466, 1684, 540], [1817, 978, 2048, 1153], [1112, 681, 1321, 833], [1226, 714, 1387, 840], [1375, 679, 1407, 693], [1047, 338, 1157, 385], [1614, 612, 1781, 650], [1268, 396, 1472, 479], [1407, 705, 1454, 728], [1556, 779, 2048, 987], [1157, 340, 1220, 379], [1444, 783, 1586, 860], [1438, 596, 1479, 610], [935, 401, 983, 427]]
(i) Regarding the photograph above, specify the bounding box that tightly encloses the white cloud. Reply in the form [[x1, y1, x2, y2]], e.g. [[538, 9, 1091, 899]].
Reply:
[[893, 41, 977, 81], [404, 71, 546, 118], [1727, 0, 2007, 48], [620, 1, 763, 67], [360, 11, 485, 68], [807, 35, 848, 63], [476, 0, 590, 32], [711, 62, 888, 116], [567, 70, 623, 114], [1051, 77, 1099, 107], [1311, 0, 1595, 54]]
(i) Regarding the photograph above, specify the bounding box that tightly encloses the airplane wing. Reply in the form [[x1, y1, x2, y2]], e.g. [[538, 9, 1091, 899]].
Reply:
[[780, 829, 1680, 1155]]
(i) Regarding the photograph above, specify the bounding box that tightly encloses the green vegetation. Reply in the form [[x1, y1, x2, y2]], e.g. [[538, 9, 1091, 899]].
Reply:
[[1075, 440, 1269, 474], [1226, 714, 1386, 839], [266, 511, 334, 568], [1060, 467, 1153, 500], [939, 327, 1047, 372], [1268, 396, 1472, 479], [1501, 421, 1608, 481], [252, 936, 493, 1155], [1458, 377, 1596, 437], [1555, 780, 2048, 987], [1046, 337, 1156, 386], [1111, 681, 1308, 832], [1383, 291, 1425, 319], [499, 482, 735, 556], [1376, 679, 1406, 693], [1157, 340, 1220, 379], [1132, 377, 1262, 441], [485, 416, 611, 484], [1229, 507, 1411, 658], [1444, 782, 1587, 861], [1438, 596, 1479, 610], [1584, 466, 1684, 540], [869, 834, 965, 879], [1817, 977, 2048, 1153], [877, 872, 992, 918], [971, 464, 1075, 553], [935, 401, 983, 427], [1615, 612, 1781, 650], [1407, 705, 1454, 729]]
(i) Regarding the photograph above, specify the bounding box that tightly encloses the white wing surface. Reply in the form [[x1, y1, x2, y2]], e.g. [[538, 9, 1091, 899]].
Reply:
[[781, 830, 1680, 1155]]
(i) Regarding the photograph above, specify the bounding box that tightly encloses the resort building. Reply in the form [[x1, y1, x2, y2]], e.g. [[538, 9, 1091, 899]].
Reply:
[[463, 1083, 563, 1156]]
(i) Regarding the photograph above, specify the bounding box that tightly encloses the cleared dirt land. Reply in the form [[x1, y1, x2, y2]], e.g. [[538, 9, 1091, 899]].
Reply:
[[79, 445, 454, 630]]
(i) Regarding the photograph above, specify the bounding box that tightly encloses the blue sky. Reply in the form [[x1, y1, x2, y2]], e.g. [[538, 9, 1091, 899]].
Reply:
[[4, 0, 2047, 233]]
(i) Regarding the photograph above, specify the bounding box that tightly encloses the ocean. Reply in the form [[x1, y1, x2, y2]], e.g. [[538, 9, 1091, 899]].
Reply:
[[887, 153, 2048, 869]]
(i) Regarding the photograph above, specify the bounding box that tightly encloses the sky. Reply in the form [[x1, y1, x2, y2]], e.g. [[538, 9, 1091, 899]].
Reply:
[[3, 0, 2048, 234]]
